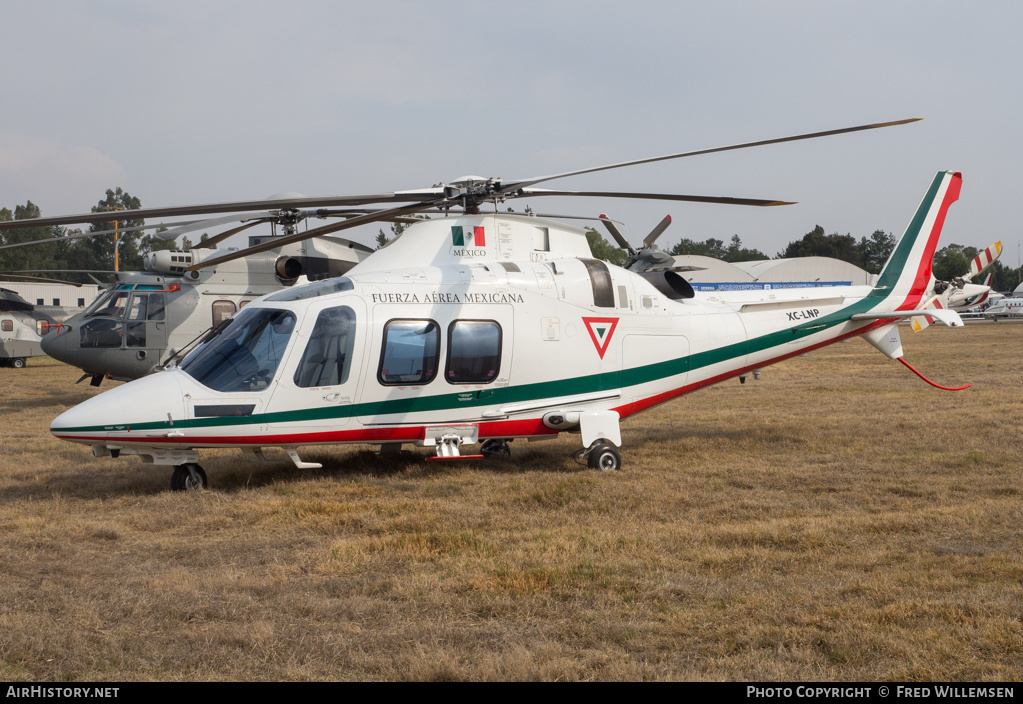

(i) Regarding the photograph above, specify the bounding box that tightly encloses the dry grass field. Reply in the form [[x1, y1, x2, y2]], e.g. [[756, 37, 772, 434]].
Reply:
[[1, 323, 1021, 682]]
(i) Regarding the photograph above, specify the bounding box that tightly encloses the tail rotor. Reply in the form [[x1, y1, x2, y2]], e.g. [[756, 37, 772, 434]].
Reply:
[[599, 214, 677, 271], [911, 240, 1001, 332]]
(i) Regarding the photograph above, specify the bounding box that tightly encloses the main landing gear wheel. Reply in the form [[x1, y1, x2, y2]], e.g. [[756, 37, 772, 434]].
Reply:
[[171, 463, 208, 492], [11, 358, 25, 369], [480, 439, 512, 459], [587, 442, 622, 472]]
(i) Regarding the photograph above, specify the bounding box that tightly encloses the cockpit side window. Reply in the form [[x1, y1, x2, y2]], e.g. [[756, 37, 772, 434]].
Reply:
[[81, 288, 117, 317], [148, 294, 166, 321], [378, 319, 439, 386], [127, 295, 148, 321], [294, 306, 357, 388], [88, 290, 130, 319], [181, 307, 297, 392]]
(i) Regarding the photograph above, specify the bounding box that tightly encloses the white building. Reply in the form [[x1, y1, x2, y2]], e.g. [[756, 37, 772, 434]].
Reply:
[[0, 282, 100, 309], [675, 256, 873, 291]]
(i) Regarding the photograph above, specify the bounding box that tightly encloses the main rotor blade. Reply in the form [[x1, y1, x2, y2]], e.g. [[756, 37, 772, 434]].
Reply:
[[184, 200, 441, 271], [0, 193, 421, 232], [500, 118, 922, 193], [0, 220, 205, 250], [518, 189, 795, 206], [195, 219, 270, 249], [0, 273, 87, 286], [156, 213, 270, 242]]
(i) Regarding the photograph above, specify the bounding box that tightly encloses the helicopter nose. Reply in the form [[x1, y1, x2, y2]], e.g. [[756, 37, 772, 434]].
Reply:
[[40, 324, 71, 362], [50, 371, 188, 442]]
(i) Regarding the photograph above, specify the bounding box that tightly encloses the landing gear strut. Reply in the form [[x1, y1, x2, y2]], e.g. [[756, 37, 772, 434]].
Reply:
[[171, 463, 208, 491]]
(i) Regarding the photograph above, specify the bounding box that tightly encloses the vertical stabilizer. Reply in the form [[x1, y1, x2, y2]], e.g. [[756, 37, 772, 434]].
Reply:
[[871, 171, 962, 310]]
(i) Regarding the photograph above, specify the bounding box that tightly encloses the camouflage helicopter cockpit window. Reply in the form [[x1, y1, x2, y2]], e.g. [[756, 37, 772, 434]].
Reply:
[[181, 307, 297, 392], [294, 306, 357, 388]]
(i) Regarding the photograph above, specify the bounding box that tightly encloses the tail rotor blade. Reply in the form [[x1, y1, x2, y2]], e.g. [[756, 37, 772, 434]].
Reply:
[[643, 215, 672, 248], [599, 214, 636, 255]]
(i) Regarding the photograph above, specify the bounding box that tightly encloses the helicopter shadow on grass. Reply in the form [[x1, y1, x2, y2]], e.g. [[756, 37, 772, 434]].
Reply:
[[207, 440, 590, 493], [0, 442, 593, 503]]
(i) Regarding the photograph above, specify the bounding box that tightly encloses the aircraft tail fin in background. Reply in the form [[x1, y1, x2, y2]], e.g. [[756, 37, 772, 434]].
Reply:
[[870, 170, 962, 310]]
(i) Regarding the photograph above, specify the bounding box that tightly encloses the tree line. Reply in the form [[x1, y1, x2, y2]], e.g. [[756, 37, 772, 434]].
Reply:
[[588, 224, 1022, 290], [0, 188, 190, 284]]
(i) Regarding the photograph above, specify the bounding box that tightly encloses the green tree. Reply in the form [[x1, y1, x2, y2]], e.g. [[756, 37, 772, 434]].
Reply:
[[669, 237, 728, 259], [931, 244, 976, 282], [777, 226, 864, 268], [723, 234, 768, 263], [858, 229, 896, 274], [987, 260, 1022, 292], [0, 201, 76, 280], [376, 214, 430, 249], [585, 229, 629, 266], [68, 188, 144, 272]]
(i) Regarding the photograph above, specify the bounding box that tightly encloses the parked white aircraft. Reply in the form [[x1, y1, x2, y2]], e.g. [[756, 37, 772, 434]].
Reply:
[[983, 296, 1023, 320]]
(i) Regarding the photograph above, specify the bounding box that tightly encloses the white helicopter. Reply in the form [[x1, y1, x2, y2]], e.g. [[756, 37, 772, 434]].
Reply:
[[0, 286, 67, 367], [44, 119, 987, 491], [0, 203, 375, 383]]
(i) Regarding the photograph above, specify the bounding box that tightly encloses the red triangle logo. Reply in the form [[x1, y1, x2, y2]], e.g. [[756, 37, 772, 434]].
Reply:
[[582, 317, 619, 359]]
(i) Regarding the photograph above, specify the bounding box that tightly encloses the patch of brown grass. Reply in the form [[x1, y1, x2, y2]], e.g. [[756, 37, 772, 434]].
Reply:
[[1, 324, 1022, 681]]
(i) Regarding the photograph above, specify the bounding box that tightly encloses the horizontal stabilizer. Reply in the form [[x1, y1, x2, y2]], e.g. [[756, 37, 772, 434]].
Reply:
[[851, 309, 964, 327]]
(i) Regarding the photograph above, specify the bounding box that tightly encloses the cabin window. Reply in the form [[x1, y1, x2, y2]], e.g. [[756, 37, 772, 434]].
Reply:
[[581, 258, 616, 308], [378, 319, 439, 386], [446, 320, 501, 384], [147, 293, 166, 321], [294, 306, 357, 388], [212, 300, 236, 327], [181, 307, 296, 393], [1, 320, 12, 332]]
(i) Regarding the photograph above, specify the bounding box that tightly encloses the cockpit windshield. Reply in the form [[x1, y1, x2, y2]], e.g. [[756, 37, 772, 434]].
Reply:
[[180, 307, 296, 392], [83, 287, 126, 318]]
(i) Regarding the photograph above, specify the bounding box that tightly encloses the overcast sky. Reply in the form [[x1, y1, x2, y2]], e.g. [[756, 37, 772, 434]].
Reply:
[[3, 1, 1021, 266]]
